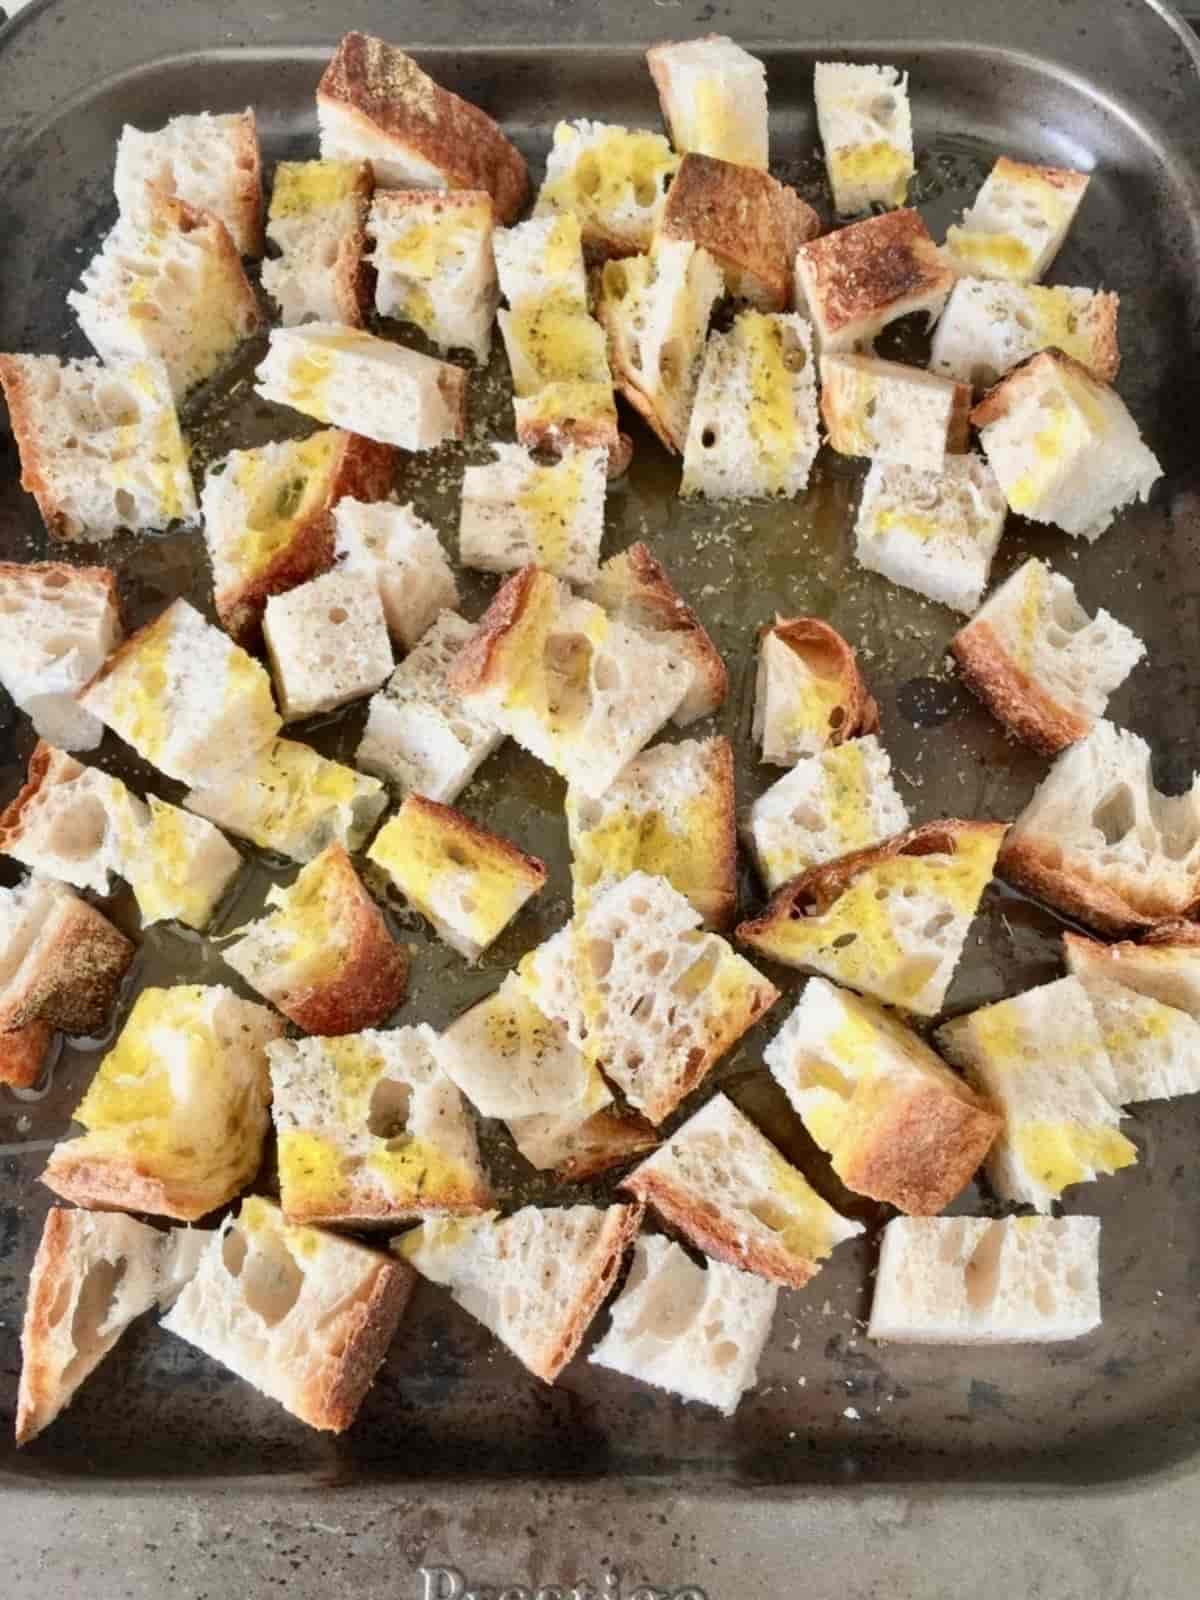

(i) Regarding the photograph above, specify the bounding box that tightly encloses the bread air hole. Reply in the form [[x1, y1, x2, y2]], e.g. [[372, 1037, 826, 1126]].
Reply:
[[368, 1077, 413, 1141], [56, 1256, 129, 1391], [749, 1197, 793, 1237], [700, 425, 717, 449], [1093, 784, 1136, 846], [963, 1224, 1004, 1313], [224, 1225, 304, 1326], [631, 1269, 704, 1341], [47, 795, 109, 862]]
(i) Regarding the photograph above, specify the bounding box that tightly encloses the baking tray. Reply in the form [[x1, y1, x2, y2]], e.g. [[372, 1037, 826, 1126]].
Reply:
[[2, 0, 1200, 1493]]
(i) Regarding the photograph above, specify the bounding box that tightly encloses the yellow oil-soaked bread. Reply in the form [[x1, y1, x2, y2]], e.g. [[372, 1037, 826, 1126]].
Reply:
[[0, 562, 121, 749], [0, 876, 133, 1035], [534, 119, 679, 259], [262, 159, 372, 326], [813, 62, 914, 214], [369, 188, 497, 362], [646, 35, 769, 169], [794, 208, 952, 353], [944, 157, 1089, 283], [459, 444, 607, 587], [334, 498, 459, 649], [753, 616, 879, 767], [929, 277, 1120, 389], [114, 108, 263, 255], [1065, 931, 1200, 1103]]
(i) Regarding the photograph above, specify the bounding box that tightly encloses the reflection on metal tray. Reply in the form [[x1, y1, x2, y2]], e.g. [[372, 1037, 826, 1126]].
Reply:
[[1, 0, 1199, 1492]]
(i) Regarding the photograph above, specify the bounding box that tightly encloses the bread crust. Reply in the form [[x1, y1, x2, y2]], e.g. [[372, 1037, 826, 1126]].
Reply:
[[158, 192, 262, 342], [40, 1149, 245, 1222], [763, 615, 880, 746], [0, 560, 120, 618], [317, 32, 528, 224], [795, 208, 953, 336], [448, 563, 542, 699], [950, 616, 1090, 755], [970, 347, 1099, 431], [0, 740, 73, 856], [0, 1022, 54, 1089], [996, 836, 1199, 938], [16, 1208, 84, 1444], [400, 794, 548, 892], [993, 156, 1088, 197], [549, 1110, 659, 1182], [228, 107, 265, 256], [837, 1079, 1001, 1215], [283, 1180, 492, 1230], [532, 1203, 642, 1382], [697, 735, 737, 929], [334, 160, 375, 324], [0, 358, 75, 539], [0, 891, 134, 1035], [1142, 920, 1200, 948], [515, 412, 630, 477], [1086, 293, 1121, 385], [297, 1256, 415, 1431]]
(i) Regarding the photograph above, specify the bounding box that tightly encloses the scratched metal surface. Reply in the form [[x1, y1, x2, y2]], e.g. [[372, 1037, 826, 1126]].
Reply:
[[1, 0, 1199, 1491]]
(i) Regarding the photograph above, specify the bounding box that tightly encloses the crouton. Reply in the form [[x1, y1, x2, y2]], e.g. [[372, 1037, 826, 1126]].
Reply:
[[646, 35, 769, 169], [945, 157, 1089, 283], [794, 209, 953, 353], [0, 562, 121, 749], [262, 159, 373, 326], [753, 616, 879, 767], [369, 188, 497, 361], [820, 352, 971, 469]]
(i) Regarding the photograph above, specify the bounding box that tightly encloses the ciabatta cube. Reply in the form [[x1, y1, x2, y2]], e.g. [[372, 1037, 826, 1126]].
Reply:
[[794, 209, 953, 353], [813, 62, 914, 214], [437, 973, 595, 1120], [498, 296, 621, 465], [945, 157, 1089, 283], [0, 562, 121, 749], [753, 616, 879, 767], [263, 568, 392, 721], [1062, 926, 1200, 1025], [646, 35, 769, 169], [114, 108, 263, 255], [0, 876, 133, 1036], [820, 353, 971, 470], [369, 189, 497, 361], [334, 498, 458, 649], [929, 277, 1120, 389], [261, 159, 372, 326], [1067, 953, 1200, 1106], [535, 120, 679, 259], [460, 444, 606, 586], [121, 794, 243, 930], [493, 211, 589, 309]]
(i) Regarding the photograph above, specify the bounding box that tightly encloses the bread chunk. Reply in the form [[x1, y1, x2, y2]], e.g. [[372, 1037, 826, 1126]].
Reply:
[[114, 108, 263, 255], [753, 616, 879, 767], [507, 1098, 659, 1181], [945, 157, 1089, 283], [794, 209, 953, 353], [646, 35, 769, 169], [262, 159, 373, 326], [820, 352, 971, 470], [929, 277, 1120, 389], [0, 562, 121, 748], [460, 445, 606, 586], [0, 876, 133, 1035], [437, 973, 596, 1120], [535, 119, 679, 259], [334, 498, 458, 650], [813, 62, 914, 214], [369, 188, 497, 361], [0, 1023, 55, 1089], [1061, 927, 1200, 1025], [263, 568, 393, 721], [1066, 938, 1200, 1105]]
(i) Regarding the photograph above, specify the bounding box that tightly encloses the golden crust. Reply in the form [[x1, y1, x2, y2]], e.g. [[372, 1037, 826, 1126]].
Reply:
[[154, 192, 262, 343], [1142, 921, 1200, 948], [765, 615, 880, 745], [0, 358, 74, 539], [40, 1150, 243, 1223], [297, 1256, 416, 1431], [837, 1079, 1001, 1215], [950, 616, 1090, 755], [996, 836, 1200, 938], [227, 107, 265, 256], [398, 794, 548, 892], [795, 208, 953, 336], [0, 560, 120, 617], [0, 1022, 54, 1089], [449, 563, 544, 699], [0, 740, 71, 854], [514, 410, 629, 476], [690, 735, 737, 930], [16, 1207, 91, 1444], [0, 890, 134, 1035], [993, 155, 1089, 197], [1085, 293, 1121, 384], [332, 160, 376, 324], [317, 33, 528, 224], [970, 347, 1101, 431], [283, 1177, 493, 1231], [531, 1203, 643, 1383]]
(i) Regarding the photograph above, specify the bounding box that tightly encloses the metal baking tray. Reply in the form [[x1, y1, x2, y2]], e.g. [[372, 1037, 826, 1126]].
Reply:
[[2, 0, 1199, 1493]]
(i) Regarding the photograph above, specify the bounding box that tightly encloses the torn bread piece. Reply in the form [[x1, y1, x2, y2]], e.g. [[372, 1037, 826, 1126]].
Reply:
[[997, 721, 1200, 935], [793, 209, 953, 353], [854, 452, 1008, 615], [437, 973, 597, 1120], [222, 843, 408, 1035], [262, 159, 373, 327], [163, 1195, 414, 1431], [16, 1209, 208, 1445], [356, 610, 504, 802], [738, 820, 1007, 1016], [813, 62, 914, 214], [118, 795, 243, 931], [0, 876, 134, 1036], [317, 32, 528, 223], [590, 1234, 777, 1415], [929, 277, 1120, 389], [460, 445, 606, 586], [681, 312, 820, 499], [565, 736, 736, 928], [334, 499, 458, 650], [185, 738, 387, 862], [820, 353, 971, 470], [950, 558, 1145, 752], [936, 977, 1135, 1210], [753, 616, 879, 767], [369, 188, 497, 362], [269, 1025, 490, 1226], [368, 796, 546, 961], [79, 598, 281, 786], [0, 1023, 55, 1089], [598, 238, 724, 453], [255, 324, 467, 451], [41, 984, 284, 1221], [263, 569, 393, 722], [0, 562, 121, 749], [535, 120, 679, 259], [586, 543, 726, 727], [508, 1099, 659, 1182], [868, 1215, 1101, 1344], [622, 1092, 862, 1288], [201, 428, 396, 647], [1063, 926, 1200, 1025], [69, 192, 261, 400], [493, 211, 589, 309], [395, 1202, 641, 1383], [449, 567, 693, 800], [114, 108, 263, 256], [971, 350, 1161, 541], [521, 872, 777, 1124], [0, 353, 196, 541], [945, 157, 1089, 283], [744, 734, 910, 893], [1066, 937, 1200, 1105], [646, 35, 769, 169], [764, 978, 1000, 1214]]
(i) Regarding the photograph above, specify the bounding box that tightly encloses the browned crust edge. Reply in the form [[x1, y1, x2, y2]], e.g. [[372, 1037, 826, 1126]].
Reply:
[[996, 836, 1198, 939], [0, 892, 134, 1035], [229, 107, 266, 257], [39, 1146, 256, 1223], [0, 358, 75, 539], [794, 208, 953, 336], [950, 617, 1090, 756], [396, 794, 548, 892], [281, 1180, 493, 1230], [1141, 921, 1200, 949], [606, 542, 729, 726], [0, 1022, 54, 1090], [550, 1111, 660, 1183], [765, 615, 880, 746], [299, 1256, 416, 1431], [0, 740, 74, 857], [836, 1081, 1002, 1216], [448, 564, 543, 699], [970, 347, 1104, 431], [533, 1203, 643, 1383]]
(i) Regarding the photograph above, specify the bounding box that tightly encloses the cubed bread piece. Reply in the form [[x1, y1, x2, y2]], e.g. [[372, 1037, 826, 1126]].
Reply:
[[738, 819, 1007, 1016], [356, 610, 503, 801], [185, 738, 387, 862], [951, 558, 1145, 752], [334, 498, 458, 649], [820, 353, 970, 470], [646, 35, 769, 168], [120, 794, 243, 930], [868, 1215, 1101, 1345], [0, 354, 196, 541], [493, 211, 589, 309], [507, 1097, 659, 1182], [450, 567, 693, 800], [163, 1195, 414, 1431], [590, 1234, 777, 1415], [945, 157, 1089, 283], [929, 277, 1120, 389], [1062, 926, 1200, 1024], [0, 1022, 54, 1089], [460, 445, 606, 586], [658, 152, 820, 311], [936, 977, 1134, 1210], [41, 984, 284, 1220], [316, 32, 528, 223], [535, 120, 679, 259], [79, 598, 281, 786], [263, 569, 393, 721], [369, 189, 497, 361], [202, 428, 396, 646], [269, 1025, 490, 1226], [813, 62, 915, 214], [854, 452, 1008, 614], [17, 1209, 206, 1445], [521, 872, 777, 1123], [68, 192, 261, 400], [262, 159, 373, 327], [794, 209, 953, 353], [0, 876, 133, 1035], [367, 795, 546, 961], [1066, 947, 1200, 1105], [753, 616, 879, 767], [114, 108, 263, 255], [585, 543, 726, 727], [622, 1092, 862, 1287], [222, 843, 408, 1034], [565, 736, 736, 927], [744, 734, 910, 891], [0, 562, 121, 749], [764, 977, 1000, 1213], [256, 324, 467, 450], [598, 238, 724, 452], [997, 721, 1200, 935], [498, 292, 622, 466], [437, 973, 596, 1119], [395, 1202, 641, 1383], [971, 350, 1161, 541], [681, 312, 820, 499]]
